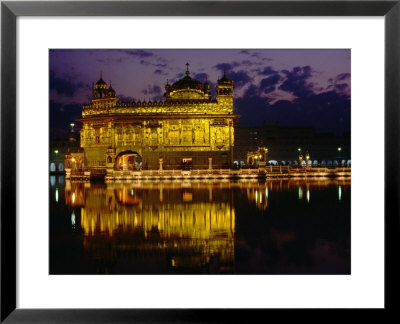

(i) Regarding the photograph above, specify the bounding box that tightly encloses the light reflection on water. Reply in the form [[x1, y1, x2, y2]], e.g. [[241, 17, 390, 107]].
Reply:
[[50, 176, 350, 274]]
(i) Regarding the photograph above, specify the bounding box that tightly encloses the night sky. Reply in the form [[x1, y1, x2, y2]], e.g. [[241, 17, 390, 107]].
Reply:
[[49, 49, 350, 139]]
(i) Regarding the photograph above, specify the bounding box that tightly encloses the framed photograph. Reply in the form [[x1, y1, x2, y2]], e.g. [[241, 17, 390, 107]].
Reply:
[[1, 0, 398, 322]]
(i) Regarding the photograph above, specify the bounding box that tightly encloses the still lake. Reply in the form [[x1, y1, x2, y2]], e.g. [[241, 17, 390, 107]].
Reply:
[[50, 176, 350, 274]]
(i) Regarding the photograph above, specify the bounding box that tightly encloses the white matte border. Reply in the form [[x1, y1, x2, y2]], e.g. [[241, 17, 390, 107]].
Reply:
[[17, 17, 384, 308]]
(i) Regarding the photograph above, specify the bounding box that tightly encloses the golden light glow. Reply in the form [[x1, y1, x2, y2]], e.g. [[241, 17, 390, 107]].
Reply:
[[79, 71, 237, 170]]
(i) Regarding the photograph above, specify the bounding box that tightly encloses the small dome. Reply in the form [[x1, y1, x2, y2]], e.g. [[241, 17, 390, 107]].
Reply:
[[171, 75, 203, 90], [218, 70, 233, 85], [170, 63, 203, 91], [96, 78, 106, 86], [95, 73, 107, 89], [108, 82, 116, 96]]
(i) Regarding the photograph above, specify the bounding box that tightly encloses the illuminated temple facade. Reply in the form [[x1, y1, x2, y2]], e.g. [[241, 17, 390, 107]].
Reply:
[[78, 65, 238, 172]]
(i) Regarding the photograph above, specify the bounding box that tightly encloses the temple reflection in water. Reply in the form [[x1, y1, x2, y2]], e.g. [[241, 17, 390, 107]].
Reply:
[[56, 178, 350, 274], [65, 181, 238, 273]]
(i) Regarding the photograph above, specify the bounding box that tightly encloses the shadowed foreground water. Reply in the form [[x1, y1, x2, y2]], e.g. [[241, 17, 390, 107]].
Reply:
[[50, 176, 350, 274]]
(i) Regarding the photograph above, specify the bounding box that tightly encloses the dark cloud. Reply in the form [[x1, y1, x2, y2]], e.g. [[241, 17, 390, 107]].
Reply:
[[214, 62, 241, 72], [243, 84, 260, 98], [50, 70, 84, 97], [193, 73, 209, 83], [259, 74, 282, 94], [97, 57, 125, 65], [154, 69, 164, 75], [141, 85, 163, 101], [118, 95, 135, 102], [334, 84, 348, 92], [121, 50, 154, 58], [140, 60, 152, 66], [155, 63, 167, 68], [227, 70, 252, 89], [49, 100, 82, 139], [142, 85, 162, 96], [238, 50, 260, 58], [258, 66, 278, 76], [327, 72, 351, 95], [235, 80, 350, 135], [279, 66, 314, 97], [335, 73, 350, 81]]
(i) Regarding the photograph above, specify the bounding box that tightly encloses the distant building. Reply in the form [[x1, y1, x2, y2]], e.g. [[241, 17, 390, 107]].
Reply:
[[234, 125, 350, 165], [77, 65, 238, 173], [49, 124, 83, 173]]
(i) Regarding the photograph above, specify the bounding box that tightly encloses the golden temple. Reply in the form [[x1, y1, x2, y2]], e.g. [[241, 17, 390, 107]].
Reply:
[[77, 64, 238, 173]]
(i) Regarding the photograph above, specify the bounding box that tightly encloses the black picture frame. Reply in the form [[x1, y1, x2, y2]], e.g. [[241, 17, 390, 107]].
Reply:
[[1, 0, 399, 322]]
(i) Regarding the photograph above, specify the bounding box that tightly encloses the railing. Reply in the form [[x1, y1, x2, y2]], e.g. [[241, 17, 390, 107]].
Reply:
[[104, 166, 350, 181]]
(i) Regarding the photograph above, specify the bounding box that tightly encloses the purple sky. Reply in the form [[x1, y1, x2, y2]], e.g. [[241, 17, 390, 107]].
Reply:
[[50, 49, 350, 139]]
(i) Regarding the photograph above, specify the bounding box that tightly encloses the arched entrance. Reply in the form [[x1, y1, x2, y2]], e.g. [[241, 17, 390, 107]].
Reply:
[[115, 151, 142, 171]]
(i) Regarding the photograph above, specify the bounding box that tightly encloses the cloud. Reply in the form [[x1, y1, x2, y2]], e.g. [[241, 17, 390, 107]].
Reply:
[[121, 50, 154, 58], [118, 95, 135, 102], [258, 66, 278, 76], [327, 72, 351, 96], [259, 74, 282, 94], [279, 66, 314, 97], [235, 73, 350, 135], [141, 85, 163, 101], [335, 73, 350, 81], [49, 100, 82, 139], [193, 72, 209, 83], [214, 62, 241, 72], [50, 70, 84, 97], [227, 70, 253, 89], [142, 85, 162, 95]]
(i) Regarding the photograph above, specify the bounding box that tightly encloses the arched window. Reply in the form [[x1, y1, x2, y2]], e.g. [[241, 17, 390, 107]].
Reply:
[[107, 156, 113, 163], [58, 163, 64, 171], [50, 163, 56, 172]]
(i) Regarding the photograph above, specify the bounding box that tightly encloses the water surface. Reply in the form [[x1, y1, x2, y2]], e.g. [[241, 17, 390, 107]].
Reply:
[[50, 176, 350, 274]]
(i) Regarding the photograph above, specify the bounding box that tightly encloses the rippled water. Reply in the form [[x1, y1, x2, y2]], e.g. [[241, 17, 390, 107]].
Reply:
[[49, 176, 350, 274]]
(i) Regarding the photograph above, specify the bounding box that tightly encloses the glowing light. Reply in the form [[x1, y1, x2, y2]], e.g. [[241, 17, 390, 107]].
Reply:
[[338, 147, 342, 151], [298, 148, 302, 152], [131, 189, 134, 196], [55, 188, 59, 203], [54, 150, 59, 154], [72, 192, 76, 204], [71, 158, 76, 162], [71, 210, 76, 228], [298, 186, 303, 199], [265, 186, 268, 199], [338, 186, 342, 201], [306, 189, 310, 203]]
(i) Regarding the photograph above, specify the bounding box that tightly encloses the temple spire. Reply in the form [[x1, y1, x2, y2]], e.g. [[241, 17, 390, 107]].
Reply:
[[185, 62, 190, 76]]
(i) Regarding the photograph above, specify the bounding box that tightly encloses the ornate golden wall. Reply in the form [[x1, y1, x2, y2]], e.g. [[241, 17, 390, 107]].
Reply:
[[78, 69, 238, 170]]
